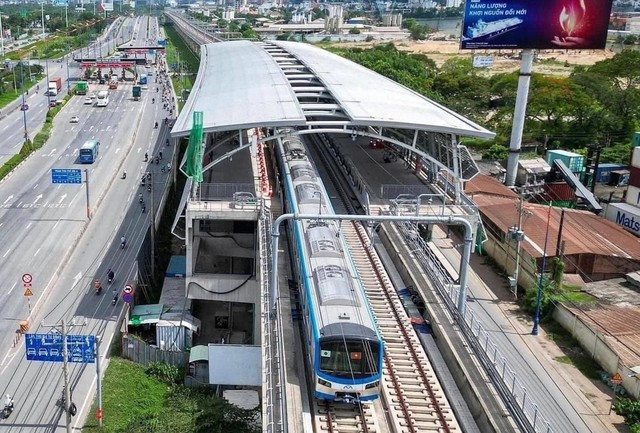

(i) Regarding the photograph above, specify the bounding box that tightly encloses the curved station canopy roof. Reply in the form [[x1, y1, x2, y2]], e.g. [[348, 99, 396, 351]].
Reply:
[[171, 40, 494, 140]]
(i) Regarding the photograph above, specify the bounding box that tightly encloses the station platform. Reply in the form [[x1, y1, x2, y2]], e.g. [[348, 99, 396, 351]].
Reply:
[[328, 135, 428, 205]]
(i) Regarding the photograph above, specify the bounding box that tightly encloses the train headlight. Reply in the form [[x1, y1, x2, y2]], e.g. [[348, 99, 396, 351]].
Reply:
[[318, 378, 331, 388], [365, 381, 379, 389]]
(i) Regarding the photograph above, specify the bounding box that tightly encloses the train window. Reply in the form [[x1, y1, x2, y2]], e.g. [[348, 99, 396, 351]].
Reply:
[[319, 340, 379, 378]]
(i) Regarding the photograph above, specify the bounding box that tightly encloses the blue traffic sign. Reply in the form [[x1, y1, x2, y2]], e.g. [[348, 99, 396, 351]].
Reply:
[[52, 169, 82, 184], [25, 334, 96, 363]]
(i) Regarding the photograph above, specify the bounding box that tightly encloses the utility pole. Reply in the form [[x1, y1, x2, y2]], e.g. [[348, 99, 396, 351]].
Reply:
[[509, 197, 526, 299]]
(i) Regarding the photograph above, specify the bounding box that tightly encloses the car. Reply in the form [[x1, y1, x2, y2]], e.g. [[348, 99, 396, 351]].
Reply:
[[20, 103, 29, 111], [89, 92, 97, 99], [84, 97, 93, 105], [70, 116, 79, 123]]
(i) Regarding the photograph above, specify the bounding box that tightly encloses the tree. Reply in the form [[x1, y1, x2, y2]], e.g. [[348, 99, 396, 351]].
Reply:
[[432, 58, 491, 122], [349, 27, 361, 34]]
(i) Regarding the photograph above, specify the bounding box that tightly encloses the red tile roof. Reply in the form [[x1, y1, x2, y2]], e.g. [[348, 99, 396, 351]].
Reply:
[[473, 195, 640, 259]]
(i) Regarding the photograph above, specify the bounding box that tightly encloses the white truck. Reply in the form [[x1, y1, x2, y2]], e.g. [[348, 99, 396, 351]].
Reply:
[[47, 78, 62, 96]]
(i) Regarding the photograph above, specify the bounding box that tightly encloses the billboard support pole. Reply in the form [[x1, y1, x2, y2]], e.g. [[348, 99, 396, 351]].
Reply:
[[505, 49, 534, 187]]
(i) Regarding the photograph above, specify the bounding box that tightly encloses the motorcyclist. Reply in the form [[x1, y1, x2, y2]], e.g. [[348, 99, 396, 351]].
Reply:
[[152, 98, 155, 104], [144, 152, 148, 162], [139, 192, 143, 203], [121, 235, 126, 248], [122, 170, 127, 179], [94, 280, 102, 293], [4, 395, 13, 411], [107, 269, 114, 283], [154, 121, 158, 129]]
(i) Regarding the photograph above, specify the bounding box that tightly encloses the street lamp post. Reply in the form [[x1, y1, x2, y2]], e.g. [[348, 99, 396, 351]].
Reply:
[[41, 2, 45, 39], [532, 203, 553, 336], [0, 11, 5, 57], [66, 45, 70, 94], [20, 65, 28, 145]]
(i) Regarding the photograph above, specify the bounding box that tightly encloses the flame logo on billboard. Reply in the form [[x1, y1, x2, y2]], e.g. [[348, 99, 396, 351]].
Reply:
[[559, 0, 586, 36]]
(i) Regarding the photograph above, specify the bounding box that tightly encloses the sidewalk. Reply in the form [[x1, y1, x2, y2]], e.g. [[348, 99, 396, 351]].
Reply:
[[432, 224, 628, 433]]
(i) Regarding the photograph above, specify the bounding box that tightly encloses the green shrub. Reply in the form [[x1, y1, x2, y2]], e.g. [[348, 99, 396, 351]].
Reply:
[[146, 361, 183, 385]]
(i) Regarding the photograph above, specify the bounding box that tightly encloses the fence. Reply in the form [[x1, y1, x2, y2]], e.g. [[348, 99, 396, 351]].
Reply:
[[121, 334, 189, 368], [554, 304, 640, 399]]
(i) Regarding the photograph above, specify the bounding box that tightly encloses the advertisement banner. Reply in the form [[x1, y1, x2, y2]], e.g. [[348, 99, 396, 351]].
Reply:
[[102, 0, 114, 11], [460, 0, 614, 50]]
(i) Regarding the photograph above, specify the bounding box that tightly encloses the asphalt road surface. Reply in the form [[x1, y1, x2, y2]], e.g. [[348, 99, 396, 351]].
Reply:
[[0, 16, 171, 432]]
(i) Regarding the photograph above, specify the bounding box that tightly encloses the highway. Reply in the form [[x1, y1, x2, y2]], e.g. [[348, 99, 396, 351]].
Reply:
[[0, 17, 131, 167], [0, 16, 172, 432]]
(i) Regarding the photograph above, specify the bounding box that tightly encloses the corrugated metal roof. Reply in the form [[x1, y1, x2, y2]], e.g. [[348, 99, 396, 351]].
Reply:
[[172, 41, 495, 139], [172, 40, 307, 135], [565, 304, 640, 367], [465, 174, 518, 198], [473, 195, 640, 259], [275, 41, 494, 138]]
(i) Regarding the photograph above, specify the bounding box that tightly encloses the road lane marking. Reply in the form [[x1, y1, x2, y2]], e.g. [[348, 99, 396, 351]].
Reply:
[[32, 183, 38, 189], [26, 222, 32, 230], [34, 247, 41, 257], [3, 195, 13, 205], [7, 282, 16, 294], [2, 248, 10, 258]]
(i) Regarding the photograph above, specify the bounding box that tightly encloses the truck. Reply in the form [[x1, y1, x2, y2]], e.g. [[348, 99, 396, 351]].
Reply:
[[132, 85, 141, 101], [47, 78, 62, 96], [75, 81, 88, 95]]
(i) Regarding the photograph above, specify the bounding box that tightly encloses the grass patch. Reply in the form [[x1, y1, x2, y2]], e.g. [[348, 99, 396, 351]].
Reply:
[[83, 358, 170, 433], [543, 321, 601, 380], [84, 358, 260, 433]]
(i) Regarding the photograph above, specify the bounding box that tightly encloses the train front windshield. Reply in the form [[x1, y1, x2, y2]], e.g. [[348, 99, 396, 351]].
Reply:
[[319, 340, 380, 379]]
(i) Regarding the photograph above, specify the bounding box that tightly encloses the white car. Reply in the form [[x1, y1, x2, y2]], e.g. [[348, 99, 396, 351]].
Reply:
[[70, 116, 79, 123], [84, 97, 93, 105], [89, 93, 97, 99]]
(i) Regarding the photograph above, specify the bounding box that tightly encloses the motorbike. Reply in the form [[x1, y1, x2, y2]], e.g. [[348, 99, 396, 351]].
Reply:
[[144, 153, 148, 162], [112, 293, 118, 305], [139, 193, 143, 203], [154, 122, 158, 129], [95, 284, 102, 295], [2, 403, 13, 418], [108, 272, 114, 284], [147, 184, 152, 193], [121, 239, 126, 249], [142, 203, 146, 213], [121, 171, 127, 180], [140, 177, 146, 187]]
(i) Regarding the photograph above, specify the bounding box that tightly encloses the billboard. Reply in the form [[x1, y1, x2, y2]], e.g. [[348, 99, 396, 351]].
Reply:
[[460, 0, 614, 50], [102, 0, 114, 11]]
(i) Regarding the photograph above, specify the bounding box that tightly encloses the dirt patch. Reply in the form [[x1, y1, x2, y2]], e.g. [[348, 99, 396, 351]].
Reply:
[[333, 39, 616, 74]]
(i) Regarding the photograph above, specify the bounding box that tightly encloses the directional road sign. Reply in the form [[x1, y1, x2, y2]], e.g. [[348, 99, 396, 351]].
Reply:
[[25, 333, 96, 363], [52, 169, 82, 184]]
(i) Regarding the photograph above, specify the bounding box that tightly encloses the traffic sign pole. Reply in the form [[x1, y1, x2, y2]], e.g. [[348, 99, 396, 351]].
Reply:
[[96, 336, 103, 427], [62, 320, 72, 433], [85, 169, 91, 220]]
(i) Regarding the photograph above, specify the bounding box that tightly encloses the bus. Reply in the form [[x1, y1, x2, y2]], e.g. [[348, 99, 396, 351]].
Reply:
[[79, 140, 100, 163], [96, 90, 109, 107]]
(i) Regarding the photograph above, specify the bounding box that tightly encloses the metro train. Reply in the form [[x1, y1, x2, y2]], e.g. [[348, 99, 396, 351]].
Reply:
[[275, 129, 384, 402]]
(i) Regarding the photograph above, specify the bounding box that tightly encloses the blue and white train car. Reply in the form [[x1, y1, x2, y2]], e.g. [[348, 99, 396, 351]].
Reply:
[[276, 130, 383, 402]]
